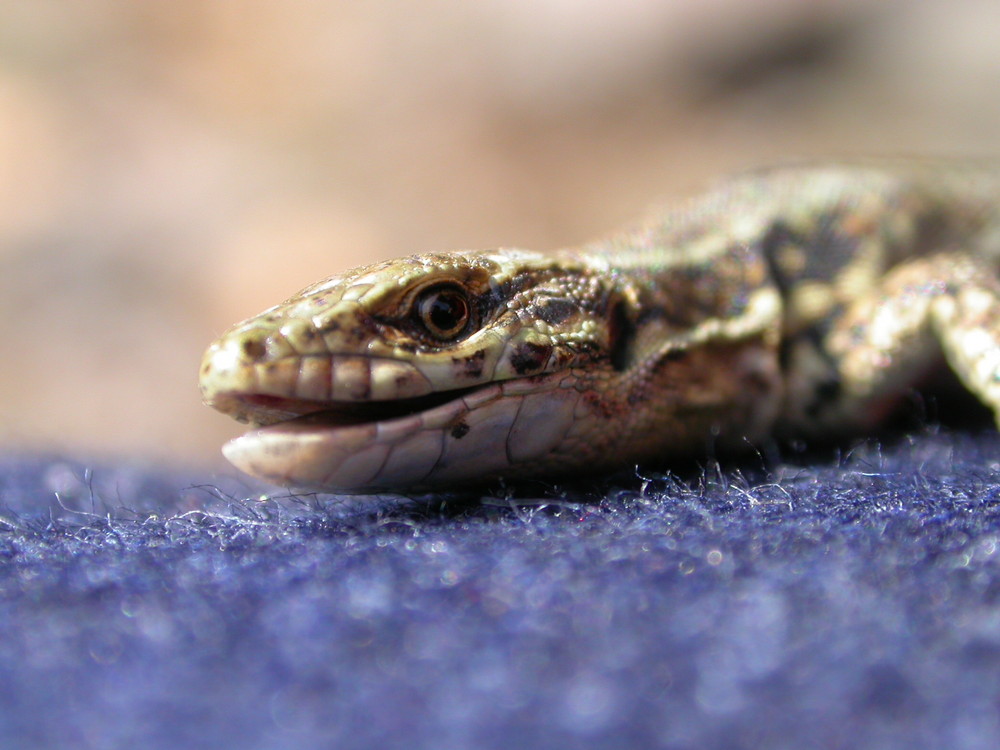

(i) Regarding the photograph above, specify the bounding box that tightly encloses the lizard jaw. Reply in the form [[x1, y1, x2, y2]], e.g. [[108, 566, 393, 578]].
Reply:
[[221, 373, 583, 493]]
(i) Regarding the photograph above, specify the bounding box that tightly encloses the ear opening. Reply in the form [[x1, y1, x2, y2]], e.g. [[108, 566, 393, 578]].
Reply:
[[608, 299, 636, 372]]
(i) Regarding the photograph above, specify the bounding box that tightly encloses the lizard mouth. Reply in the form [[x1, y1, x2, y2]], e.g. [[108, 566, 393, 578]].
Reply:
[[218, 380, 524, 492], [216, 373, 576, 492], [233, 387, 486, 428]]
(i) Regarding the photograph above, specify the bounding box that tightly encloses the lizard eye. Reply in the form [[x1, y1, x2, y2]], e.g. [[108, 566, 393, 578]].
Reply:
[[415, 284, 473, 341]]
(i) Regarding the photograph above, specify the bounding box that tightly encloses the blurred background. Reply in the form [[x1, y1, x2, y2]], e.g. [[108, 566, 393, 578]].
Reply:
[[1, 0, 999, 470]]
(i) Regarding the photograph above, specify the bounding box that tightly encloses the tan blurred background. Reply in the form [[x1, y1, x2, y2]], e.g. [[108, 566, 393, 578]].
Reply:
[[1, 0, 999, 470]]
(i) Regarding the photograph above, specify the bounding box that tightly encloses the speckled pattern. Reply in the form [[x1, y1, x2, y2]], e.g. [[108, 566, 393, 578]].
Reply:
[[3, 431, 1000, 748]]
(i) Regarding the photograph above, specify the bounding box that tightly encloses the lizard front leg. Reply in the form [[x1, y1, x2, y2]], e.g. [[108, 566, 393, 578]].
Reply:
[[783, 252, 1000, 435], [930, 258, 1000, 419]]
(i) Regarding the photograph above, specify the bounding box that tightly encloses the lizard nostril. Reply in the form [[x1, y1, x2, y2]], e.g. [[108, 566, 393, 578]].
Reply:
[[241, 337, 267, 362]]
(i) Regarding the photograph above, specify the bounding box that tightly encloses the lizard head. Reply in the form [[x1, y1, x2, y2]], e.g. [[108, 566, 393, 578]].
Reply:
[[199, 248, 636, 491]]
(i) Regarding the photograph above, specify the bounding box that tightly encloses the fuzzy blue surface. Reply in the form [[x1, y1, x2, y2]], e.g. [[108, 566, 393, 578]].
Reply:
[[2, 431, 1000, 749]]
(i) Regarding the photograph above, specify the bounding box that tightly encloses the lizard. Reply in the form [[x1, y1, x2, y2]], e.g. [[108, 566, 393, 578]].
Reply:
[[199, 162, 1000, 493]]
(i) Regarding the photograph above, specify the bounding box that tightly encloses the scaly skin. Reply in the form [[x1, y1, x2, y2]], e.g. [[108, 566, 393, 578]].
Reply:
[[200, 163, 1000, 492]]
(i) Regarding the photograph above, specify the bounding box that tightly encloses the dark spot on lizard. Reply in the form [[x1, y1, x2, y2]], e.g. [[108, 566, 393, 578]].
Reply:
[[450, 421, 470, 439], [537, 298, 577, 326], [241, 338, 267, 361], [762, 212, 864, 296], [453, 349, 486, 378], [509, 342, 552, 375], [394, 374, 410, 388], [760, 221, 800, 297]]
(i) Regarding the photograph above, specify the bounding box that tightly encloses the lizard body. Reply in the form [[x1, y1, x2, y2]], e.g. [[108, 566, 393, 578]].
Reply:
[[200, 163, 1000, 491]]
